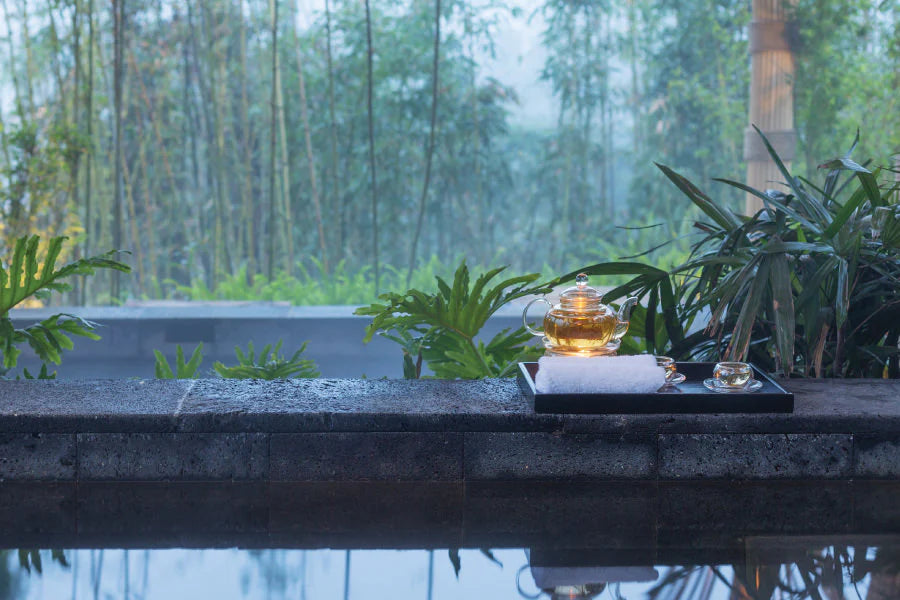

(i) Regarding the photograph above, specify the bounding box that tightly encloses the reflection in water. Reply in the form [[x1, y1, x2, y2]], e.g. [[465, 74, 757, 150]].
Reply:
[[3, 543, 900, 599]]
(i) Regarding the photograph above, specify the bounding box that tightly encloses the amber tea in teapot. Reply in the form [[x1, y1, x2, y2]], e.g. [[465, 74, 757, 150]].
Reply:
[[523, 274, 638, 356]]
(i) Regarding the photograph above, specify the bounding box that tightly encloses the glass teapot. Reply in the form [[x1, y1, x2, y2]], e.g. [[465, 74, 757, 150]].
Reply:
[[522, 274, 638, 356]]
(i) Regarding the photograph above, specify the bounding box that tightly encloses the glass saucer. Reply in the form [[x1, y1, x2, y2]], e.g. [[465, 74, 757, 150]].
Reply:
[[703, 378, 763, 393], [543, 337, 621, 357]]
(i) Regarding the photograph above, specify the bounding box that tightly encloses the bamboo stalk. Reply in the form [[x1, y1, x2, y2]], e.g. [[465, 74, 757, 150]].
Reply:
[[20, 0, 35, 118], [465, 10, 484, 263], [274, 27, 294, 276], [293, 0, 327, 273], [112, 0, 125, 301], [46, 4, 67, 123], [82, 0, 94, 304], [364, 0, 379, 294], [71, 0, 82, 304], [135, 117, 157, 288], [324, 0, 341, 259], [1, 0, 24, 119], [267, 0, 279, 280], [126, 46, 186, 272], [121, 134, 145, 296], [214, 8, 236, 278], [201, 0, 229, 284], [744, 0, 796, 214], [187, 2, 220, 285], [239, 0, 256, 279], [406, 0, 441, 287]]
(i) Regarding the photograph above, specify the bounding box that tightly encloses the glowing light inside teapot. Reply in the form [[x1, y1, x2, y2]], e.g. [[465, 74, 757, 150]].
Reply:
[[523, 273, 636, 357]]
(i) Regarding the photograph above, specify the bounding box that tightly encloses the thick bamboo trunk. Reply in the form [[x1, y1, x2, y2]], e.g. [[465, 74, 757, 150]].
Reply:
[[744, 0, 796, 214]]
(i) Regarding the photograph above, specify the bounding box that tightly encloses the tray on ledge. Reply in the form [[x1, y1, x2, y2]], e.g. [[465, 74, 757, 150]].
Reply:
[[517, 361, 794, 414]]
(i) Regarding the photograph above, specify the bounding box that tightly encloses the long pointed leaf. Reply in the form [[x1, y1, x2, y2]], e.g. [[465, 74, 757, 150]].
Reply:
[[769, 254, 796, 375]]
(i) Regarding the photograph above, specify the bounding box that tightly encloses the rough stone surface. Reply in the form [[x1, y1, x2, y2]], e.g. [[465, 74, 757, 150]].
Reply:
[[854, 434, 900, 478], [77, 433, 268, 480], [269, 432, 462, 480], [0, 377, 899, 482], [178, 378, 562, 433], [0, 433, 75, 480], [3, 378, 900, 436], [0, 380, 193, 433], [658, 433, 852, 480], [464, 432, 656, 480]]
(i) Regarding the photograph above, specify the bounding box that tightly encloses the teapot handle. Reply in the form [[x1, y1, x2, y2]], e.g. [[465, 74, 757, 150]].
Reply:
[[613, 296, 639, 340], [522, 297, 552, 336]]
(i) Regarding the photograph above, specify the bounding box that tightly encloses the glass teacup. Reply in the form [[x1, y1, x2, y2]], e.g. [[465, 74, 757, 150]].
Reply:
[[713, 361, 752, 388], [656, 356, 677, 383]]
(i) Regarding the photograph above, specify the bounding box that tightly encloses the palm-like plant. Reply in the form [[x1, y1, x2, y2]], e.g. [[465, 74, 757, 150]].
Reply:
[[568, 128, 900, 377]]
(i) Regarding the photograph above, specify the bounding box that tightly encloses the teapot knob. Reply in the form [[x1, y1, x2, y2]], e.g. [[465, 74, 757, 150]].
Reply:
[[575, 273, 589, 289]]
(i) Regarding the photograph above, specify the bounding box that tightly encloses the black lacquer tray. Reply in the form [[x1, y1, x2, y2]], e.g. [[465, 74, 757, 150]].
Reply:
[[517, 361, 793, 414]]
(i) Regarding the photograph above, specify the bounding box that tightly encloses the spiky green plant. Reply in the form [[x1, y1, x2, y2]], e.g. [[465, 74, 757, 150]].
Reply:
[[1, 235, 130, 377], [213, 340, 320, 379], [355, 262, 554, 379], [154, 344, 204, 379]]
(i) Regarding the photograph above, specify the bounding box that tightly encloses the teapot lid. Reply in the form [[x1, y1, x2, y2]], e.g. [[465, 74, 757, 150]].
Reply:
[[559, 273, 604, 309]]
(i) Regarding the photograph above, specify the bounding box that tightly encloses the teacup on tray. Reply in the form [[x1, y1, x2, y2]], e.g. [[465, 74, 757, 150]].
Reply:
[[656, 356, 685, 385], [703, 361, 762, 393]]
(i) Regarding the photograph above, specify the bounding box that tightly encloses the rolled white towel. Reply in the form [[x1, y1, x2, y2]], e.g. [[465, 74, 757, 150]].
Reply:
[[535, 355, 666, 394]]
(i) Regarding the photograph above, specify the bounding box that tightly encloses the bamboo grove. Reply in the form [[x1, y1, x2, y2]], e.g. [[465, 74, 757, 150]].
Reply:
[[0, 0, 898, 305]]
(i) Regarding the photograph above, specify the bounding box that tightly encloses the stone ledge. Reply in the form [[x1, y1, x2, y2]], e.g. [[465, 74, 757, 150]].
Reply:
[[1, 378, 899, 481]]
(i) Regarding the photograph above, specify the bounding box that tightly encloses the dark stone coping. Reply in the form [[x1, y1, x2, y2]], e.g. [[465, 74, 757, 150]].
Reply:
[[0, 481, 898, 555], [1, 378, 899, 481]]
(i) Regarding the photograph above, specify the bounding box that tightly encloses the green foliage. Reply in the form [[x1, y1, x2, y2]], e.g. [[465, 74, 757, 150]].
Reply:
[[154, 344, 204, 379], [1, 122, 88, 243], [153, 340, 320, 380], [4, 1, 900, 304], [628, 0, 752, 222], [0, 235, 130, 377], [21, 364, 57, 380], [213, 341, 320, 380], [171, 255, 556, 308], [355, 262, 554, 379], [570, 130, 900, 378]]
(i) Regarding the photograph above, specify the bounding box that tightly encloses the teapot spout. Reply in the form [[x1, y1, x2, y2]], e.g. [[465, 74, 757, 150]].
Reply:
[[613, 297, 639, 341]]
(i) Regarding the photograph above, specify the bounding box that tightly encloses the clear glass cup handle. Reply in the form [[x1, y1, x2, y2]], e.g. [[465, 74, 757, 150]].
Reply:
[[522, 297, 552, 336]]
